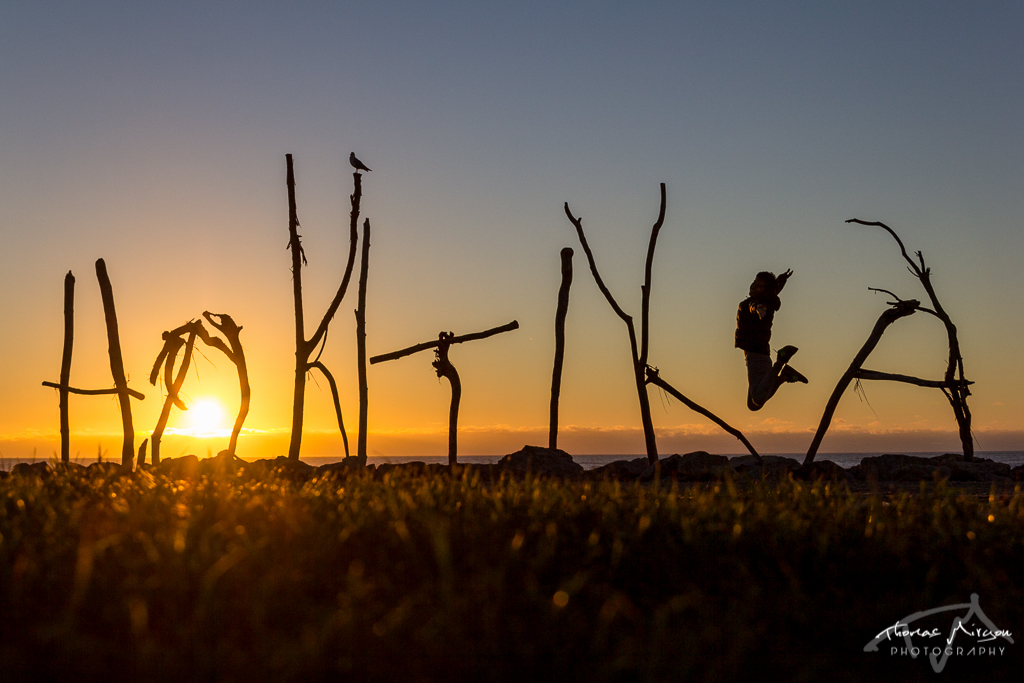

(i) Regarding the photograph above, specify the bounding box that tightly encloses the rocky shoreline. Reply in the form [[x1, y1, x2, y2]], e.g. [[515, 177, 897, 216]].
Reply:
[[4, 445, 1022, 494]]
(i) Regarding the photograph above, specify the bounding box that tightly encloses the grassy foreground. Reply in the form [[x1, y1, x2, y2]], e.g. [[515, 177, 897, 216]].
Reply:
[[1, 465, 1023, 682]]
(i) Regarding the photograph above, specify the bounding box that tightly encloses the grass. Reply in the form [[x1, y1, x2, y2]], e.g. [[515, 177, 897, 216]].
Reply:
[[2, 465, 1023, 682]]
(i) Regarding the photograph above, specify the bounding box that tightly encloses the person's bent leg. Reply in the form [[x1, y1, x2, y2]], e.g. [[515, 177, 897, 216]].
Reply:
[[745, 351, 774, 410]]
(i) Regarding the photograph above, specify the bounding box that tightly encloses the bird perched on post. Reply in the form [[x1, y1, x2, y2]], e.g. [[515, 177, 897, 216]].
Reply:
[[349, 153, 372, 173]]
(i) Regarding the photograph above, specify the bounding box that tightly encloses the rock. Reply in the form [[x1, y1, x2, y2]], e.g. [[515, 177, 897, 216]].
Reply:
[[54, 462, 88, 475], [641, 452, 730, 482], [317, 457, 371, 479], [1011, 465, 1024, 481], [243, 456, 315, 482], [588, 457, 649, 481], [934, 454, 1013, 482], [373, 462, 450, 479], [673, 451, 730, 479], [729, 455, 802, 481], [156, 454, 200, 479], [794, 460, 849, 481], [496, 445, 583, 478], [856, 453, 1012, 483], [727, 455, 802, 482], [11, 461, 51, 478], [199, 451, 246, 477], [88, 461, 128, 478]]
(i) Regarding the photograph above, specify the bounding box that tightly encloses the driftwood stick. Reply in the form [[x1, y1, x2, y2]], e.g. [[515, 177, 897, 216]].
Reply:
[[306, 172, 362, 354], [564, 190, 666, 466], [850, 217, 974, 461], [95, 258, 136, 468], [867, 287, 939, 316], [549, 248, 573, 450], [372, 323, 515, 465], [639, 184, 667, 367], [431, 337, 462, 466], [804, 300, 920, 466], [627, 319, 658, 465], [370, 321, 519, 364], [855, 369, 974, 389], [151, 331, 188, 410], [200, 312, 250, 456], [645, 367, 762, 462], [287, 156, 363, 460], [309, 360, 350, 458], [286, 154, 308, 460], [356, 218, 370, 464], [59, 271, 74, 463], [42, 382, 145, 400], [846, 219, 919, 274], [563, 204, 632, 324], [151, 328, 198, 465], [136, 439, 148, 468]]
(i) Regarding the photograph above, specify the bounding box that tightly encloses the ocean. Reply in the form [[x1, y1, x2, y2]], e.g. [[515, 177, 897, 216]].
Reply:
[[3, 451, 1023, 472]]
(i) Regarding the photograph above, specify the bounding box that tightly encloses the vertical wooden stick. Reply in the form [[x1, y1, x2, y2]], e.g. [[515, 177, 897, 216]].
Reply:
[[59, 271, 75, 463], [286, 154, 307, 460], [549, 248, 573, 450], [431, 336, 461, 465], [95, 258, 135, 468], [355, 218, 371, 464]]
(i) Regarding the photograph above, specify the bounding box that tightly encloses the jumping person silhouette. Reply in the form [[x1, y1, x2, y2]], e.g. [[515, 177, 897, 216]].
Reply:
[[735, 269, 807, 411]]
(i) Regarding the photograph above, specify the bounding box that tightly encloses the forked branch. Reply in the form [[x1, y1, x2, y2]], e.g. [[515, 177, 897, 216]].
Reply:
[[848, 217, 974, 460], [645, 366, 761, 462]]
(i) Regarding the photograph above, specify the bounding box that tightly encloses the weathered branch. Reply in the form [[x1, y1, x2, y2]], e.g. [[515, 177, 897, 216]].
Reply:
[[639, 183, 667, 367], [200, 312, 250, 456], [151, 326, 198, 465], [564, 190, 666, 466], [136, 439, 148, 469], [307, 172, 362, 354], [805, 300, 920, 465], [372, 323, 517, 465], [287, 155, 364, 460], [868, 287, 939, 317], [42, 382, 146, 401], [431, 337, 462, 466], [855, 369, 974, 389], [356, 218, 370, 464], [846, 219, 920, 275], [645, 366, 761, 462], [95, 258, 138, 468], [549, 248, 573, 450], [563, 203, 632, 324], [850, 217, 974, 460], [370, 321, 520, 364], [309, 360, 350, 458], [287, 154, 307, 460], [59, 271, 74, 463], [151, 326, 190, 409]]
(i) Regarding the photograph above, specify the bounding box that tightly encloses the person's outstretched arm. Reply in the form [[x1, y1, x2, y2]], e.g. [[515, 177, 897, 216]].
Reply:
[[776, 268, 793, 293]]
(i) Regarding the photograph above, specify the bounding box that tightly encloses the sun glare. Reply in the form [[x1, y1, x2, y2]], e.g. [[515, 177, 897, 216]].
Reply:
[[186, 397, 228, 437]]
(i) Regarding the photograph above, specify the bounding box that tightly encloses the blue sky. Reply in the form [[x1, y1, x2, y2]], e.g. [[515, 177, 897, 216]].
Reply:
[[1, 2, 1022, 458]]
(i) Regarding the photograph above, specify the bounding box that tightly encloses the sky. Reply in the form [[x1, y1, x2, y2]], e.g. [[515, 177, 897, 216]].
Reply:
[[1, 1, 1022, 461]]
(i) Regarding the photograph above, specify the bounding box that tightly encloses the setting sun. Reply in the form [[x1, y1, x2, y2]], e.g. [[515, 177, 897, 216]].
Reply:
[[185, 397, 229, 437]]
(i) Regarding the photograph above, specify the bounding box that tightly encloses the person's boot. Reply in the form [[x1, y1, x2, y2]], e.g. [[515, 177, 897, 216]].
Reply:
[[780, 365, 808, 384], [776, 345, 799, 365]]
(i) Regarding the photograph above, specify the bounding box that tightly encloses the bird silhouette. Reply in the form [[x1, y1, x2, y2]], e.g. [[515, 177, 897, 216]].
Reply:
[[349, 152, 372, 173]]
